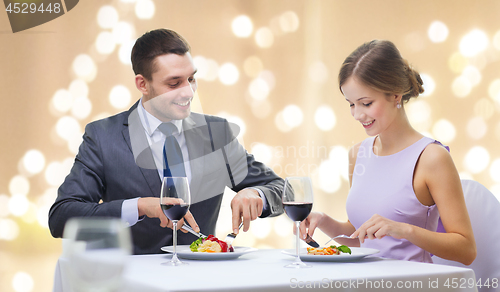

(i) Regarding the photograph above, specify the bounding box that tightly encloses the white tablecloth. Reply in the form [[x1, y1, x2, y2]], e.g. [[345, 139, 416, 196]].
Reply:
[[54, 249, 477, 291]]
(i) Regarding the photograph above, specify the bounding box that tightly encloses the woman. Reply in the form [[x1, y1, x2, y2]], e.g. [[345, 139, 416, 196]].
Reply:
[[300, 40, 476, 264]]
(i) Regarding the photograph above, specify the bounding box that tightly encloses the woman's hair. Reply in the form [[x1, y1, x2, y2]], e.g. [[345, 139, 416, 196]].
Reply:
[[338, 40, 424, 103], [131, 28, 191, 81]]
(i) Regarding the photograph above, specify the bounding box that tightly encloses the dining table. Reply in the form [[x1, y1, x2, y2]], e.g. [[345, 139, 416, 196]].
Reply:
[[53, 247, 478, 291]]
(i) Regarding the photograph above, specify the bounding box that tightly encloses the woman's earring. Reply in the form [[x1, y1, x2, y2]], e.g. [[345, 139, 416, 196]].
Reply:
[[397, 102, 401, 109]]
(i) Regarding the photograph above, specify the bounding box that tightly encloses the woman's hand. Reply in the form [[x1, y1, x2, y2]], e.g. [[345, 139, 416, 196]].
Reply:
[[298, 212, 326, 240], [352, 214, 411, 243]]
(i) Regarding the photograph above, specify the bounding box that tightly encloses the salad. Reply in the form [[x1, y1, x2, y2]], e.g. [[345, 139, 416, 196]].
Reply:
[[190, 235, 234, 253], [307, 245, 352, 255]]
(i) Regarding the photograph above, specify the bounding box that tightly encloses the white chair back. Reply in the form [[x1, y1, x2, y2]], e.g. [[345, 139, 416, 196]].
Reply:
[[433, 179, 500, 292]]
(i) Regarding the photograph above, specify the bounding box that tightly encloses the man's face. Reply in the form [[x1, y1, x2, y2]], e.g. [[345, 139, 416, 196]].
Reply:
[[142, 53, 197, 122]]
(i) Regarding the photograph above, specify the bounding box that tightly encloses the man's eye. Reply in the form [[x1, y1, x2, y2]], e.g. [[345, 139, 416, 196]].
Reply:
[[169, 82, 180, 87]]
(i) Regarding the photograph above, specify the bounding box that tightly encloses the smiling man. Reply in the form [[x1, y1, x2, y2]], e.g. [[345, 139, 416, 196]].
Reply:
[[48, 29, 284, 254]]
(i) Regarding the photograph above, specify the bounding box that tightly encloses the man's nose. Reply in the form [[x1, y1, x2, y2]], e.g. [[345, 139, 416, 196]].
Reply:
[[179, 83, 194, 98]]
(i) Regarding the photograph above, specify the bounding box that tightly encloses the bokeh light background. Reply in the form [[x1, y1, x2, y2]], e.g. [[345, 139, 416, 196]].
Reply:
[[1, 0, 500, 291]]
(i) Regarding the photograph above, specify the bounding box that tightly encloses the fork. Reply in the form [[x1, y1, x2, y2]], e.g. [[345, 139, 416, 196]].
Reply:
[[324, 234, 359, 245], [224, 222, 243, 246]]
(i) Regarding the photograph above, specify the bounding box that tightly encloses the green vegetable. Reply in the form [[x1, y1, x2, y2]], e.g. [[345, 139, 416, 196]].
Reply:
[[190, 237, 204, 252], [336, 245, 352, 255]]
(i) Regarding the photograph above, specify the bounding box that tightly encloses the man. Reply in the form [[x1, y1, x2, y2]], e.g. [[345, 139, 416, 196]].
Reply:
[[49, 28, 284, 254]]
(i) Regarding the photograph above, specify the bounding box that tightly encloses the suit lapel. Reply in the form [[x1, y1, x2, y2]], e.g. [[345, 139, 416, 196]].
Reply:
[[122, 101, 161, 197]]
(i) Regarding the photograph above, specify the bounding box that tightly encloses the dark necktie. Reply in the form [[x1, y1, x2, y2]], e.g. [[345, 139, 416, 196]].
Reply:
[[158, 123, 186, 178]]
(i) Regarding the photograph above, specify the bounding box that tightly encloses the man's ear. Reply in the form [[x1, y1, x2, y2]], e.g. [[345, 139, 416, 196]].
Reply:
[[135, 74, 149, 95]]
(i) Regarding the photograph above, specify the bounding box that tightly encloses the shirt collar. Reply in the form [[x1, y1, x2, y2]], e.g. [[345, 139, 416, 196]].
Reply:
[[138, 97, 183, 136]]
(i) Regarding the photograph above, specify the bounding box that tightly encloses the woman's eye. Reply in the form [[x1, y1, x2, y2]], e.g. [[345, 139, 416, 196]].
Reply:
[[363, 102, 373, 107], [349, 104, 354, 107]]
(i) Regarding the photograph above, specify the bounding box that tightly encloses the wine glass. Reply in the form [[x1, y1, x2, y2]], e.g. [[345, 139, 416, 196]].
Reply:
[[282, 176, 314, 268], [63, 217, 132, 292], [160, 176, 191, 266]]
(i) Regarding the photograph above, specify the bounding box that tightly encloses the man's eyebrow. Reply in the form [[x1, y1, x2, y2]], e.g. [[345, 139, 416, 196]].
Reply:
[[166, 69, 198, 81]]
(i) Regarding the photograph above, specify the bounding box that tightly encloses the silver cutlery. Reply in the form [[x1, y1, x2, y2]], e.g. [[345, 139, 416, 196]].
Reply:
[[224, 222, 243, 246], [324, 234, 358, 245], [181, 224, 207, 238]]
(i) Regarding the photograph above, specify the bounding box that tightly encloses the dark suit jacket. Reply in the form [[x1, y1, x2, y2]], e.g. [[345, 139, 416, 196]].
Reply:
[[49, 101, 284, 254]]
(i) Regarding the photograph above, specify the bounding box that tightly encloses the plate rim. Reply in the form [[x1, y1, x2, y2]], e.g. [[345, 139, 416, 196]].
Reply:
[[160, 245, 257, 260], [281, 247, 380, 261]]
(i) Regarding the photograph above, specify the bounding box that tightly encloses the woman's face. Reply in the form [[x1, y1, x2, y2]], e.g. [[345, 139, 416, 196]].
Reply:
[[341, 77, 400, 136]]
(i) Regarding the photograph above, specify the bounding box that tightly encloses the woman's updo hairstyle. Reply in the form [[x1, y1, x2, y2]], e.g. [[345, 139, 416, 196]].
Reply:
[[338, 40, 424, 103]]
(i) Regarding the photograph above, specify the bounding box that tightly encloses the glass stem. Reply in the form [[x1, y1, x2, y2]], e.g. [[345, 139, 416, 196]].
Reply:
[[295, 221, 301, 262], [173, 220, 178, 258]]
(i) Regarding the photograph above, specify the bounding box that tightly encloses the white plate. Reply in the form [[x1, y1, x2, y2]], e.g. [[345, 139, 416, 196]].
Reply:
[[282, 247, 379, 262], [161, 245, 257, 260]]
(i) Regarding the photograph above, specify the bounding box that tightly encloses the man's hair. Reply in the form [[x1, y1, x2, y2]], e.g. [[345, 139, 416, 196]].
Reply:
[[131, 28, 191, 80]]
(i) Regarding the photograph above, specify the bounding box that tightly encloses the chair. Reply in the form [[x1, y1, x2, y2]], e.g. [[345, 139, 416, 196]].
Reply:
[[433, 179, 500, 292]]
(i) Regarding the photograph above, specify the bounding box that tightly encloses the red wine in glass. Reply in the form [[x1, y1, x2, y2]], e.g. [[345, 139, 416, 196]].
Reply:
[[283, 202, 312, 222], [161, 204, 189, 221]]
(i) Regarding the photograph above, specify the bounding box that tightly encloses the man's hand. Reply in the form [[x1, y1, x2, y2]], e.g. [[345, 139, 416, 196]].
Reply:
[[230, 189, 263, 234], [137, 197, 200, 232]]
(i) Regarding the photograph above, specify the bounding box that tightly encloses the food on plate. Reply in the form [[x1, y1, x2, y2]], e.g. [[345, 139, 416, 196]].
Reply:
[[307, 245, 352, 255], [190, 235, 234, 253]]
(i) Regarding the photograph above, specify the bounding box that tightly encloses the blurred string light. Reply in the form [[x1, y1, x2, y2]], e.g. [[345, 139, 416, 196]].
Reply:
[[71, 96, 92, 120], [428, 21, 449, 43], [193, 56, 219, 81], [44, 158, 73, 187], [135, 0, 155, 19], [255, 27, 274, 48], [218, 63, 239, 85], [12, 271, 34, 292], [448, 52, 468, 74], [95, 31, 116, 55], [490, 159, 500, 183], [464, 146, 490, 174], [216, 112, 246, 137], [9, 175, 30, 196], [329, 146, 349, 181], [317, 159, 342, 193], [8, 195, 29, 217], [250, 99, 272, 119], [451, 75, 472, 98], [279, 11, 300, 33], [250, 143, 273, 165], [308, 61, 329, 84], [112, 21, 135, 45], [243, 56, 263, 78], [406, 100, 432, 131], [273, 214, 292, 237], [69, 79, 89, 100], [494, 30, 500, 51], [459, 29, 489, 57], [109, 85, 132, 109], [474, 98, 495, 120], [432, 119, 456, 143], [250, 217, 272, 239], [0, 218, 19, 241], [314, 105, 336, 131], [488, 79, 500, 103], [466, 117, 488, 140], [51, 89, 73, 113], [72, 54, 97, 82], [21, 150, 46, 176], [118, 40, 135, 65], [419, 73, 435, 97], [55, 116, 81, 142], [281, 104, 303, 129], [274, 112, 293, 132], [232, 15, 253, 38], [97, 5, 119, 29]]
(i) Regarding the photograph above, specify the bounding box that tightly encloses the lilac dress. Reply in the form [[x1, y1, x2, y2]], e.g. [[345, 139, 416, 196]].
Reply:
[[346, 136, 447, 262]]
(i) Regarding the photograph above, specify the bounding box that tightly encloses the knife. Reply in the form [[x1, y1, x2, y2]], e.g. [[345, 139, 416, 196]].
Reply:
[[181, 224, 207, 238], [224, 222, 243, 246], [304, 234, 320, 248]]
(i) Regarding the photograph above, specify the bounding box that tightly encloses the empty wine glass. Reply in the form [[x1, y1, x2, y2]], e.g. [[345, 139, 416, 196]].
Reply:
[[160, 176, 191, 266], [63, 217, 132, 292], [282, 176, 314, 268]]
